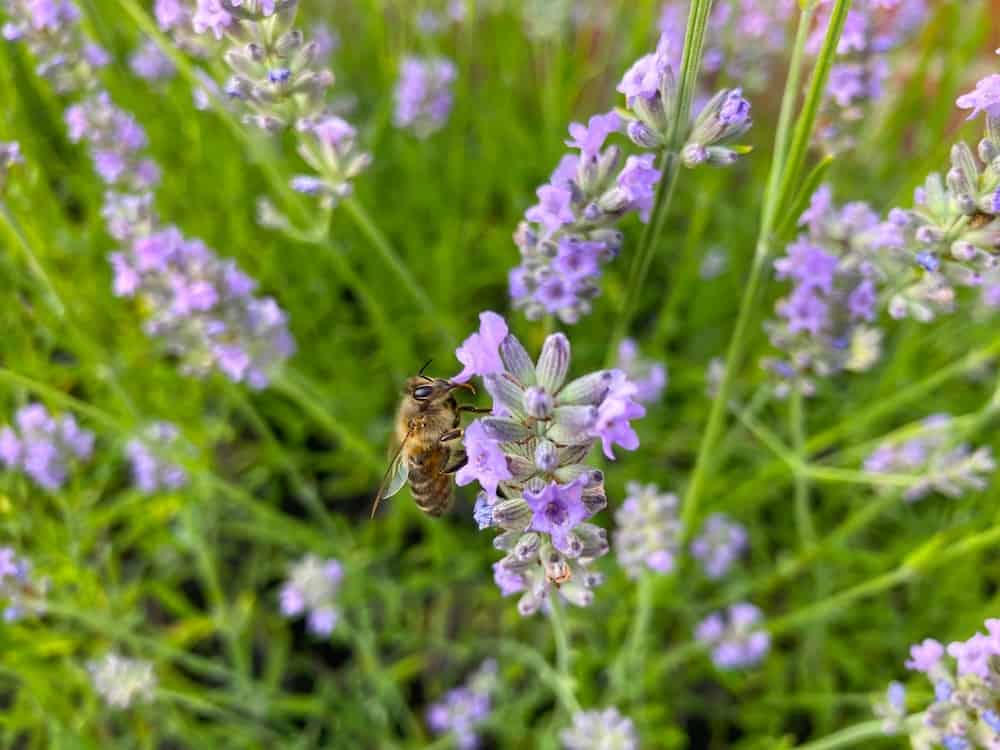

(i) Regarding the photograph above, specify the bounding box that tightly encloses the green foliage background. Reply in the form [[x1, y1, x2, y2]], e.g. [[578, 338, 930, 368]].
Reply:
[[0, 0, 998, 747]]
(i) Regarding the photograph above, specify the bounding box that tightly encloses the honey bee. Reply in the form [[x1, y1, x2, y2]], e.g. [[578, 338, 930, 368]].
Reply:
[[370, 362, 487, 518]]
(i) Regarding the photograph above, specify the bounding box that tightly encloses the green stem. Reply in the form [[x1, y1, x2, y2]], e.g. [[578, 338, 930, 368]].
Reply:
[[547, 596, 582, 714], [790, 388, 814, 547], [0, 201, 65, 318], [608, 0, 715, 357], [681, 0, 858, 537], [272, 371, 381, 473], [791, 719, 895, 750], [342, 197, 453, 344], [609, 573, 657, 702]]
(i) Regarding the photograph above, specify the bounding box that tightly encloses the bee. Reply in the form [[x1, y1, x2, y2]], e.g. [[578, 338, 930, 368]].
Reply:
[[370, 362, 487, 518]]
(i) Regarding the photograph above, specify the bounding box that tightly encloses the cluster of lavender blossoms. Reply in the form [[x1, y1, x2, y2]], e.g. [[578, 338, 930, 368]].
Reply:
[[110, 226, 295, 387], [561, 707, 639, 750], [615, 338, 667, 404], [763, 185, 891, 396], [508, 32, 751, 322], [125, 422, 188, 494], [88, 652, 157, 709], [879, 619, 1000, 749], [691, 512, 748, 580], [279, 555, 343, 637], [393, 56, 456, 138], [613, 482, 681, 578], [185, 0, 370, 207], [696, 603, 771, 670], [5, 0, 296, 388], [811, 0, 927, 149], [1, 0, 109, 93], [863, 414, 995, 503], [0, 404, 94, 490], [878, 95, 1000, 320], [509, 110, 659, 324], [618, 31, 752, 166], [426, 659, 498, 750], [129, 37, 176, 82], [453, 312, 645, 615], [0, 547, 47, 621]]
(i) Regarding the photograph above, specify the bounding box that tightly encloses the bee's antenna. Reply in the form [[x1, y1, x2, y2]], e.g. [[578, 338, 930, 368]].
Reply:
[[418, 358, 433, 379], [449, 381, 476, 395]]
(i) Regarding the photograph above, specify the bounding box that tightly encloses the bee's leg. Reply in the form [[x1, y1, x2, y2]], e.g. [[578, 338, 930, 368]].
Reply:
[[439, 428, 463, 443], [458, 406, 491, 414], [443, 449, 468, 474]]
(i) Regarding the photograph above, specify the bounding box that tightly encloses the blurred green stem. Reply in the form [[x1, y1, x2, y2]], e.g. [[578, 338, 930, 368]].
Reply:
[[547, 596, 582, 714], [790, 389, 815, 548], [0, 201, 65, 318], [791, 719, 895, 750], [608, 0, 715, 359], [609, 572, 658, 703], [680, 0, 851, 537], [272, 371, 381, 473]]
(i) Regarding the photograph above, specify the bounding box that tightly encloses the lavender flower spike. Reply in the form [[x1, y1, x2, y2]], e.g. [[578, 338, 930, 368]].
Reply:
[[125, 422, 189, 494], [863, 414, 995, 502], [0, 403, 94, 490], [394, 56, 457, 138], [560, 707, 639, 750], [613, 482, 681, 578], [695, 603, 771, 670], [455, 312, 646, 615], [279, 555, 343, 637], [690, 512, 748, 580], [509, 110, 660, 324], [426, 659, 498, 750], [956, 74, 1000, 121], [886, 619, 1000, 749]]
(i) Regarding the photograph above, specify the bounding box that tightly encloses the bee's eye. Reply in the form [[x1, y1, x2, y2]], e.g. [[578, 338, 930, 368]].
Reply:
[[413, 385, 434, 400]]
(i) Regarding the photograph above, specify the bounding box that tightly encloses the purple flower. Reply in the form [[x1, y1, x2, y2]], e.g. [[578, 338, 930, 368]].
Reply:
[[278, 555, 342, 638], [565, 111, 622, 159], [615, 338, 667, 404], [774, 239, 839, 293], [453, 311, 508, 383], [690, 513, 748, 580], [616, 154, 661, 222], [393, 56, 456, 138], [455, 420, 512, 499], [426, 661, 497, 750], [905, 638, 944, 672], [590, 370, 645, 459], [0, 404, 94, 490], [130, 37, 175, 81], [525, 184, 575, 232], [191, 0, 232, 38], [613, 482, 681, 578], [956, 74, 1000, 120], [125, 421, 188, 494], [696, 603, 771, 670], [525, 480, 588, 555], [947, 633, 995, 679]]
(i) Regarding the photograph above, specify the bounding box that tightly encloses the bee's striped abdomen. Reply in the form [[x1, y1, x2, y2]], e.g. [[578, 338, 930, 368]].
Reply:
[[408, 444, 455, 517]]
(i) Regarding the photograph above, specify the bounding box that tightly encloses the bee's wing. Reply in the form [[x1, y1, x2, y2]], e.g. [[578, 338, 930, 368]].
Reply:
[[370, 431, 411, 519]]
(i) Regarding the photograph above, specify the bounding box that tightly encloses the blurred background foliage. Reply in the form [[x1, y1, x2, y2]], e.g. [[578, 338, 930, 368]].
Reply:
[[0, 0, 999, 747]]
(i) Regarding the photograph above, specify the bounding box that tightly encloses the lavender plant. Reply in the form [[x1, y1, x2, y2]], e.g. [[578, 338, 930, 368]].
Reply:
[[613, 482, 681, 578], [695, 602, 771, 670], [560, 707, 639, 750], [0, 404, 94, 490], [88, 652, 157, 708], [426, 659, 498, 750], [278, 555, 343, 636], [454, 311, 644, 614], [393, 56, 457, 138], [0, 547, 47, 621], [863, 414, 995, 502]]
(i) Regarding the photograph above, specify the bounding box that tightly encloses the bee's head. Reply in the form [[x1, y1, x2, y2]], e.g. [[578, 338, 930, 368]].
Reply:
[[405, 365, 476, 403]]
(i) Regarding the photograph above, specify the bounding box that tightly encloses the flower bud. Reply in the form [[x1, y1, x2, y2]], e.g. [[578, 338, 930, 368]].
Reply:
[[524, 386, 554, 419], [514, 532, 541, 560], [480, 417, 532, 442], [536, 333, 570, 392], [534, 439, 559, 473], [492, 498, 532, 531], [626, 119, 663, 149]]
